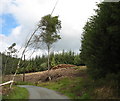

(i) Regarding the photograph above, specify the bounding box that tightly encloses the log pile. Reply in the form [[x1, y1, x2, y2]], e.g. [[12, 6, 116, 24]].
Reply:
[[52, 64, 76, 70]]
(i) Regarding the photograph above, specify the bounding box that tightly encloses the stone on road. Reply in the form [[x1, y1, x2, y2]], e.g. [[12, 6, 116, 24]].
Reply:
[[18, 85, 70, 100]]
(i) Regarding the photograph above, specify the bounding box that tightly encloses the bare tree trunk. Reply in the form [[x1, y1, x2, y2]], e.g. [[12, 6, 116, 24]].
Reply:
[[4, 62, 7, 76], [47, 45, 50, 70], [47, 45, 51, 81], [4, 56, 9, 76], [23, 55, 25, 82]]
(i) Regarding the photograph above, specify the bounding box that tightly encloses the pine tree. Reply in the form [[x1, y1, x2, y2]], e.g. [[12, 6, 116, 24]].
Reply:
[[81, 2, 120, 79]]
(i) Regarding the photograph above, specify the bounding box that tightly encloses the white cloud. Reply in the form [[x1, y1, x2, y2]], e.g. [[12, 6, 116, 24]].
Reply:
[[0, 0, 102, 58], [11, 26, 21, 36], [0, 34, 9, 52]]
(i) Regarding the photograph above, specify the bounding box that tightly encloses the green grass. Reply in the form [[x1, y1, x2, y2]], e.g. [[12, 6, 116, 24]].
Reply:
[[37, 76, 93, 99], [14, 81, 34, 85], [3, 86, 29, 100], [38, 73, 120, 99]]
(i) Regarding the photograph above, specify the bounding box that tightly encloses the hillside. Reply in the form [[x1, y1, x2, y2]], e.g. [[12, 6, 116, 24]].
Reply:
[[2, 65, 120, 99], [3, 65, 86, 83]]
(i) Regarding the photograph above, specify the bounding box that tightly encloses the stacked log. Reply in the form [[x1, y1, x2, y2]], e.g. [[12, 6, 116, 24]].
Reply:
[[52, 64, 76, 70]]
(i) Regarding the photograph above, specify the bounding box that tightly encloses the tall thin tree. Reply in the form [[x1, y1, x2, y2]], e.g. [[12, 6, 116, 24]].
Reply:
[[35, 14, 61, 70]]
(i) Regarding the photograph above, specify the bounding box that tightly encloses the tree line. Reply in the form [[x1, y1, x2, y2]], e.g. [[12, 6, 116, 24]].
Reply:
[[1, 50, 84, 75]]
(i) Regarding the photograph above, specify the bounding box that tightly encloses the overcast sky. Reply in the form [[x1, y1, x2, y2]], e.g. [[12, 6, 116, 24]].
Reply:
[[0, 0, 103, 58]]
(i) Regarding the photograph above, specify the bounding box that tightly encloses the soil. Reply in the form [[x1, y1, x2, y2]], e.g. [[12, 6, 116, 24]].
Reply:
[[2, 65, 87, 95]]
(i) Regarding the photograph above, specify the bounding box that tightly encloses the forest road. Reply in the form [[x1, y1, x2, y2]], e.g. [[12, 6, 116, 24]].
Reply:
[[18, 85, 70, 100]]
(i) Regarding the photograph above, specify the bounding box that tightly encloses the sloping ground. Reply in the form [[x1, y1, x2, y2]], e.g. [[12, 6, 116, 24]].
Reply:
[[3, 65, 119, 99], [2, 65, 86, 96], [3, 66, 87, 83]]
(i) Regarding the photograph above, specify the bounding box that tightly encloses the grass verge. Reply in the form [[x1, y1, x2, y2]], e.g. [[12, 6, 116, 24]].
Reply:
[[2, 86, 29, 100], [14, 81, 34, 85], [37, 73, 119, 99], [37, 76, 92, 99]]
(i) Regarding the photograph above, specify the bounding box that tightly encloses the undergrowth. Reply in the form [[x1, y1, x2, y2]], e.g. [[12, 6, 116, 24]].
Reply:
[[37, 73, 120, 99], [2, 86, 29, 100]]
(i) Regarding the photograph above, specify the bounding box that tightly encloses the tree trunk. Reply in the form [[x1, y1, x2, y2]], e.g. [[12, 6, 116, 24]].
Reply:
[[47, 45, 51, 81], [23, 55, 25, 82], [47, 45, 50, 70], [4, 57, 8, 76]]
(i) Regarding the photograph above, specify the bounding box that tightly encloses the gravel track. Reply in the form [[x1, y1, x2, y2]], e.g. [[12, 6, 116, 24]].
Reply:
[[18, 85, 70, 100]]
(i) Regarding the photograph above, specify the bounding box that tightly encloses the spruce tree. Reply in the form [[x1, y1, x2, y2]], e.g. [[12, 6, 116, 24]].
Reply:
[[81, 2, 120, 79]]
